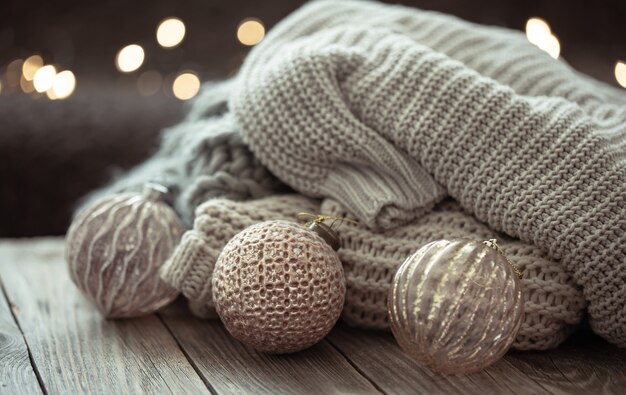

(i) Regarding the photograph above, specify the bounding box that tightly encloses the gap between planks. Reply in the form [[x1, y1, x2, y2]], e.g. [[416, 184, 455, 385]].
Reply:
[[157, 300, 382, 395], [0, 238, 209, 395], [0, 275, 45, 395], [2, 238, 625, 395], [0, 238, 381, 395]]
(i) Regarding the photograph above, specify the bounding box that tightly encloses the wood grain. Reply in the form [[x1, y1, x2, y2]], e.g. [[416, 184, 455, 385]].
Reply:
[[159, 302, 381, 395], [0, 278, 42, 395], [0, 238, 209, 395], [2, 237, 626, 395], [506, 330, 626, 395], [327, 325, 555, 395]]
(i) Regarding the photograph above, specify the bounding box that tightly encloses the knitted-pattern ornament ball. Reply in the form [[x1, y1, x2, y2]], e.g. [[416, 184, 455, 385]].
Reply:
[[212, 220, 346, 353], [388, 239, 524, 375], [66, 184, 184, 318]]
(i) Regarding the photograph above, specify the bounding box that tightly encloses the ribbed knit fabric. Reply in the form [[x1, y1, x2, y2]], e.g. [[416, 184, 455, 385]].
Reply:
[[81, 80, 285, 225], [160, 195, 318, 309], [231, 0, 626, 346], [160, 195, 586, 350]]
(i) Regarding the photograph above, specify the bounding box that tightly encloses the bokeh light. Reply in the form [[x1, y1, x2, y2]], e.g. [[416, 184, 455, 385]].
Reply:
[[5, 59, 23, 91], [137, 70, 162, 96], [525, 17, 560, 59], [20, 75, 35, 93], [46, 89, 58, 100], [33, 65, 57, 92], [237, 18, 265, 46], [172, 72, 200, 100], [615, 61, 626, 88], [116, 44, 145, 72], [51, 70, 76, 99], [0, 80, 2, 95], [22, 55, 43, 81], [525, 18, 550, 44], [542, 34, 560, 59], [157, 18, 186, 48]]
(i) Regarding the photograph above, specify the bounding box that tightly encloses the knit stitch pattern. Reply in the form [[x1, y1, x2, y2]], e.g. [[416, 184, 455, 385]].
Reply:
[[161, 195, 586, 350], [82, 80, 285, 226], [231, 0, 626, 346], [160, 195, 318, 308]]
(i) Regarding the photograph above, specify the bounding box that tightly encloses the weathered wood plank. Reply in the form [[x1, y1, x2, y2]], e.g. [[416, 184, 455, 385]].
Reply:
[[4, 237, 624, 395], [506, 329, 626, 395], [0, 280, 42, 395], [0, 238, 210, 395], [159, 302, 382, 395], [327, 325, 553, 395], [330, 324, 626, 395]]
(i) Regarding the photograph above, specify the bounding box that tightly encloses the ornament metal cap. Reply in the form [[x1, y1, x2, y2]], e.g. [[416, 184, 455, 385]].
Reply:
[[307, 221, 340, 251], [297, 212, 358, 251], [142, 182, 169, 201]]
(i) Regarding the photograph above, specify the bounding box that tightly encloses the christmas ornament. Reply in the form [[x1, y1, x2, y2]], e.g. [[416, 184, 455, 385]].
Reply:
[[388, 239, 524, 374], [212, 218, 346, 353], [66, 183, 184, 318]]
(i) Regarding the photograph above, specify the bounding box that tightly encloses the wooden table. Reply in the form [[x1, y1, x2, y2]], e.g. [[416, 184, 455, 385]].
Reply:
[[1, 238, 625, 394]]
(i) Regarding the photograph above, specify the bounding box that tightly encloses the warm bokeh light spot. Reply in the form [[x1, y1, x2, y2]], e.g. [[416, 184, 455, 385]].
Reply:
[[172, 72, 200, 100], [525, 17, 560, 59], [525, 18, 550, 45], [33, 65, 57, 92], [46, 89, 58, 100], [116, 44, 145, 72], [615, 61, 626, 88], [543, 34, 560, 59], [237, 18, 265, 46], [157, 18, 186, 48], [23, 55, 43, 81], [20, 75, 35, 93], [5, 59, 24, 90], [137, 70, 163, 96], [52, 70, 76, 99]]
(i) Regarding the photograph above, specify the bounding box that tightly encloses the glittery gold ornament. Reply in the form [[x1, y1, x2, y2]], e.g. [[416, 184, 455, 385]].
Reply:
[[212, 219, 346, 353], [388, 239, 524, 375], [66, 183, 184, 318]]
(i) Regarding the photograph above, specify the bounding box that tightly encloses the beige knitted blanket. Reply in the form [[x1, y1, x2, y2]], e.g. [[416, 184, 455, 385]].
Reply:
[[229, 0, 626, 346], [161, 195, 586, 350]]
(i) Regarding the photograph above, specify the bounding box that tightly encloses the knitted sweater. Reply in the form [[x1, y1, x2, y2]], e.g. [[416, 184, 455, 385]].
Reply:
[[81, 80, 285, 225], [79, 77, 586, 350], [231, 0, 626, 346], [160, 195, 585, 350]]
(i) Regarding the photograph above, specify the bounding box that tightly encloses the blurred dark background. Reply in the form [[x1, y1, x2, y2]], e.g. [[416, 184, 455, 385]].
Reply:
[[1, 0, 625, 237]]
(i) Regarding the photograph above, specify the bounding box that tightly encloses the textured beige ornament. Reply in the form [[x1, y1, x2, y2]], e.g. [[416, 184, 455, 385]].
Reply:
[[66, 184, 184, 318], [212, 220, 346, 353], [388, 239, 524, 375]]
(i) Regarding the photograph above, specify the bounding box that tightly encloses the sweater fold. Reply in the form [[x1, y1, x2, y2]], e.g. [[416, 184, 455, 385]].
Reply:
[[161, 195, 586, 350], [231, 0, 626, 345]]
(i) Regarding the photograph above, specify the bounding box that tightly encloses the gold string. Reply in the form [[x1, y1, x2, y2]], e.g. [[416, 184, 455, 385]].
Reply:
[[483, 239, 523, 279], [297, 212, 359, 229]]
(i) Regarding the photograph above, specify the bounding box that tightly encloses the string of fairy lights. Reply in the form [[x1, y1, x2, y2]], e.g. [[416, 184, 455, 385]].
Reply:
[[0, 16, 266, 101], [0, 16, 623, 100]]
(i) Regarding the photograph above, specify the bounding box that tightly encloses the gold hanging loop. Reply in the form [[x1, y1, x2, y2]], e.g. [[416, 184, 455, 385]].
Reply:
[[296, 212, 359, 229]]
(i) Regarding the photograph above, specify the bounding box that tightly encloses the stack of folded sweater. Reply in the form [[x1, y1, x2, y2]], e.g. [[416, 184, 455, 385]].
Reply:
[[87, 0, 626, 349], [161, 194, 585, 350]]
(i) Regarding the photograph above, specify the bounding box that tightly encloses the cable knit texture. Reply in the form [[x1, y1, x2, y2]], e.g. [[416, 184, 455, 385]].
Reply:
[[230, 0, 626, 346], [161, 195, 585, 350], [81, 80, 285, 225]]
